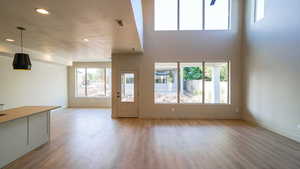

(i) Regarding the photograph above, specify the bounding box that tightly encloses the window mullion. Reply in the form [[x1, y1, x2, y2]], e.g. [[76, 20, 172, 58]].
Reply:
[[202, 62, 205, 104], [203, 0, 205, 30], [177, 62, 180, 103], [227, 60, 230, 104], [177, 0, 180, 30], [85, 68, 88, 97], [254, 0, 257, 23], [104, 68, 107, 96], [75, 68, 78, 97], [228, 0, 231, 29]]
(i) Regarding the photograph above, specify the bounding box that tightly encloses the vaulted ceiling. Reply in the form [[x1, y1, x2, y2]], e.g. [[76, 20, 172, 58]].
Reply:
[[0, 0, 143, 65]]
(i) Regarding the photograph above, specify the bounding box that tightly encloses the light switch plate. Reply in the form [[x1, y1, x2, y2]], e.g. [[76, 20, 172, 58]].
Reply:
[[297, 124, 300, 129]]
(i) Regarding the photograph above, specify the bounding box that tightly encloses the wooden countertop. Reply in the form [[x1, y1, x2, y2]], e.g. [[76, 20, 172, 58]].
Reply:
[[0, 106, 60, 124]]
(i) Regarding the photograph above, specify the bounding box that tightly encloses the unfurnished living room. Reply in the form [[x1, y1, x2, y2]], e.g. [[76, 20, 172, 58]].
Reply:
[[0, 0, 299, 168]]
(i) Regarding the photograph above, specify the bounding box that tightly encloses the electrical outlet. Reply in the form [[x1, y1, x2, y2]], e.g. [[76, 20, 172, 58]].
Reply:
[[171, 108, 175, 112]]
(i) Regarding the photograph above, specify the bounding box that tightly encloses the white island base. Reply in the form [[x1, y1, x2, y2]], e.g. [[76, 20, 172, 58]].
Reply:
[[0, 106, 59, 168]]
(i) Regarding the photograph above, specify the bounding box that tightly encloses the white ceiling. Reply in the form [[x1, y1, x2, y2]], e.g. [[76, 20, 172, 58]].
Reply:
[[0, 0, 142, 64]]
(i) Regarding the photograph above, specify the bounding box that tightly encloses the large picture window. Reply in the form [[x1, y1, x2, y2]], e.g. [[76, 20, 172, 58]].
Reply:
[[155, 0, 230, 31], [180, 63, 203, 103], [204, 62, 229, 104], [87, 68, 105, 97], [76, 68, 111, 97], [154, 61, 230, 104], [106, 68, 112, 96], [154, 63, 178, 103], [76, 68, 86, 97]]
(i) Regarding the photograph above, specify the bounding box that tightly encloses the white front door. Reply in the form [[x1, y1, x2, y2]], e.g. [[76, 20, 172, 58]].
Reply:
[[117, 71, 138, 117]]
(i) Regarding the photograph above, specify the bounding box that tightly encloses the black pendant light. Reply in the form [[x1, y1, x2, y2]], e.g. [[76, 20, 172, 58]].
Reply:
[[13, 27, 32, 70]]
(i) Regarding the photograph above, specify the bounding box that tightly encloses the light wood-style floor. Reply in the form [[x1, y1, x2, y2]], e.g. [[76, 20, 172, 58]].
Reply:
[[4, 109, 300, 169]]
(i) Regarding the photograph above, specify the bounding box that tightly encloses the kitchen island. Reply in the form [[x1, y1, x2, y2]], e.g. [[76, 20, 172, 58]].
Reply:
[[0, 106, 60, 168]]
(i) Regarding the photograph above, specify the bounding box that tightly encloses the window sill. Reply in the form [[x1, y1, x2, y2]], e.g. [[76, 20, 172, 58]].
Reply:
[[75, 96, 111, 99], [154, 29, 230, 32]]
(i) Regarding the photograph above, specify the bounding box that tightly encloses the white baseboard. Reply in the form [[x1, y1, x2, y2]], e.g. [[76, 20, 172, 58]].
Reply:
[[244, 116, 300, 143], [67, 106, 111, 109], [139, 112, 241, 120]]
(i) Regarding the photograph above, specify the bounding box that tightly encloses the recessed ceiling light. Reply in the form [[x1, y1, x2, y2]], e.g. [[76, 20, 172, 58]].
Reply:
[[5, 38, 15, 42], [83, 38, 89, 42], [35, 8, 50, 15]]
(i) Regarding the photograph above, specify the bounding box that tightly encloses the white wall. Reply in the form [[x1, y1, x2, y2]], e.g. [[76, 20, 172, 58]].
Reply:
[[243, 0, 300, 142], [112, 0, 244, 119], [0, 56, 68, 110], [0, 43, 72, 66], [68, 62, 111, 108]]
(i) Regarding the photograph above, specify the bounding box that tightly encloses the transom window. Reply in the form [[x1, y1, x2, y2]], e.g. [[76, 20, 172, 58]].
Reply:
[[76, 68, 111, 97], [154, 61, 230, 104], [155, 0, 230, 31]]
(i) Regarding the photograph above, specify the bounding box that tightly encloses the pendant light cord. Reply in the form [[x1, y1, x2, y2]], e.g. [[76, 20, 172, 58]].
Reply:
[[17, 26, 25, 53], [20, 29, 23, 53]]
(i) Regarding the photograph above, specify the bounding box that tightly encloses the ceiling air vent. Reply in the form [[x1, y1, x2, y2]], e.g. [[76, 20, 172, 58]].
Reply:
[[115, 19, 124, 27]]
